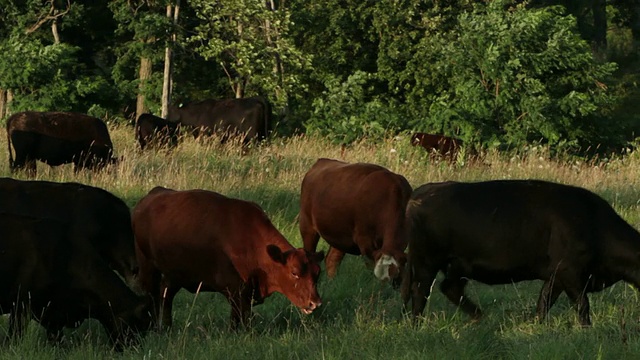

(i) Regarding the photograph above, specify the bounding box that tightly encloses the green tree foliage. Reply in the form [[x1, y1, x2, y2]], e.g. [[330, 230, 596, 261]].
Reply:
[[189, 0, 311, 110], [305, 71, 407, 144], [402, 1, 618, 150], [0, 0, 636, 154], [0, 1, 122, 115], [109, 0, 172, 116]]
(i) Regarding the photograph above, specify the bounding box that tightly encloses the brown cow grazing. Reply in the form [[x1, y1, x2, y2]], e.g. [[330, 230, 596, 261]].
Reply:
[[402, 180, 640, 326], [132, 187, 324, 328], [411, 132, 462, 158], [6, 111, 117, 176], [299, 158, 412, 285], [0, 213, 151, 348], [135, 113, 180, 150]]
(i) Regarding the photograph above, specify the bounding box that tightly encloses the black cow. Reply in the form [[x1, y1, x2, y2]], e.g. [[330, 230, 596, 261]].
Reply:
[[6, 111, 117, 176], [0, 213, 151, 346], [135, 113, 180, 150], [167, 96, 271, 143], [402, 179, 640, 326], [0, 178, 138, 287]]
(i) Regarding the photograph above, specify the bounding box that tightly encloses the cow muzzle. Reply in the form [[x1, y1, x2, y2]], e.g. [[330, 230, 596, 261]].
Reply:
[[301, 300, 322, 315]]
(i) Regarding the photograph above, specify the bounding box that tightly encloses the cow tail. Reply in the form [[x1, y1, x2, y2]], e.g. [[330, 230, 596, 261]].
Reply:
[[400, 254, 413, 313], [6, 118, 13, 168], [401, 198, 423, 314]]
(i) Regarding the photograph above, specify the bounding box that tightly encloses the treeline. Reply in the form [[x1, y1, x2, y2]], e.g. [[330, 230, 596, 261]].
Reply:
[[0, 0, 639, 154]]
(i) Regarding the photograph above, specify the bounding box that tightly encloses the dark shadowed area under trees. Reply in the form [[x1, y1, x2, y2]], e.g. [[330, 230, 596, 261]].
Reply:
[[1, 0, 640, 155]]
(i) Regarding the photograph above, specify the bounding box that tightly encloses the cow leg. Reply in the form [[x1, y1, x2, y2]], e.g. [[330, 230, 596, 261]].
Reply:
[[299, 214, 320, 253], [325, 247, 346, 279], [408, 265, 439, 318], [44, 323, 65, 344], [8, 303, 30, 339], [536, 279, 563, 322], [440, 276, 482, 319], [135, 245, 163, 327], [159, 282, 179, 329], [564, 283, 591, 326], [227, 291, 252, 330]]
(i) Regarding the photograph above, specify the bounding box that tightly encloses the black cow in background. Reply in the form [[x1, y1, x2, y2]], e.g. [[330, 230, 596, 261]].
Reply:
[[0, 213, 151, 347], [135, 113, 180, 150], [6, 111, 117, 176], [0, 177, 139, 287], [402, 179, 640, 326], [168, 96, 271, 144]]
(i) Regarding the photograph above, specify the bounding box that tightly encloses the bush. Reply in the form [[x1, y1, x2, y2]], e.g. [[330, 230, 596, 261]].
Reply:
[[304, 71, 408, 144], [403, 1, 619, 152]]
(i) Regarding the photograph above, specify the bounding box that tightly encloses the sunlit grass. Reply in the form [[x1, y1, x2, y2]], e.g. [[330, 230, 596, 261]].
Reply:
[[2, 124, 640, 358]]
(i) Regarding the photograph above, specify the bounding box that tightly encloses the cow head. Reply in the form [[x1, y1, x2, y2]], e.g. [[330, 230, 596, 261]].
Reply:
[[110, 295, 153, 350], [373, 250, 407, 287], [266, 245, 324, 314]]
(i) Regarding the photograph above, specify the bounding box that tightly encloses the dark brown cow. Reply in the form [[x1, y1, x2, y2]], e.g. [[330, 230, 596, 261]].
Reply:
[[410, 133, 462, 158], [0, 178, 138, 286], [6, 111, 117, 175], [299, 158, 412, 285], [167, 96, 271, 143], [135, 113, 180, 150], [0, 213, 151, 347], [132, 187, 324, 328], [402, 180, 640, 326]]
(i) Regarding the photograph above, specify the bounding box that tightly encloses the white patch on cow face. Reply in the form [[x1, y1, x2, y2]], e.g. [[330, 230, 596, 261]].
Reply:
[[374, 254, 398, 281]]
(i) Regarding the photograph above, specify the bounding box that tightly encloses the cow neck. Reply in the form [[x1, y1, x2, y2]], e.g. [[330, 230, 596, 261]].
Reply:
[[247, 230, 294, 299]]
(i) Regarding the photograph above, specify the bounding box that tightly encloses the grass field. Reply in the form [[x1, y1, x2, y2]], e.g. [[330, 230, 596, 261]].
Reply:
[[2, 124, 640, 359]]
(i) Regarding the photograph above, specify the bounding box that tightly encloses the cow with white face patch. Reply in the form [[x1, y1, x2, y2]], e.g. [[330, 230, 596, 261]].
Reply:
[[299, 158, 412, 286]]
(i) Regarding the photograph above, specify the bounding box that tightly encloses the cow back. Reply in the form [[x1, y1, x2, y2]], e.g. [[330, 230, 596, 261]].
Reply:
[[300, 158, 412, 257], [133, 188, 286, 283], [0, 178, 138, 284], [168, 97, 270, 141], [7, 111, 113, 146], [405, 180, 640, 284]]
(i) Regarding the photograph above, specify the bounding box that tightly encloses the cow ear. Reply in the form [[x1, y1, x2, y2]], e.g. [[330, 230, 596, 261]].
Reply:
[[267, 245, 286, 264]]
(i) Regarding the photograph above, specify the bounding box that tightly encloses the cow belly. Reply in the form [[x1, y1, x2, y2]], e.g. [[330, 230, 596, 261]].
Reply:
[[446, 256, 549, 285], [317, 230, 361, 254], [12, 131, 90, 165], [152, 245, 241, 292]]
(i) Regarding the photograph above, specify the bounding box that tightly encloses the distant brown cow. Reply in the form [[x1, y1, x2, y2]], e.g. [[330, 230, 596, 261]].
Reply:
[[299, 158, 412, 286], [411, 133, 462, 158], [6, 111, 117, 175], [132, 187, 324, 328]]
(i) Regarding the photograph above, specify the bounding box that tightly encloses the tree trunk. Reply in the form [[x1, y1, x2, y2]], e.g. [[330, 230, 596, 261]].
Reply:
[[0, 89, 6, 119], [632, 3, 640, 48], [592, 0, 607, 58], [265, 0, 282, 102], [51, 19, 60, 44], [162, 1, 180, 119], [137, 56, 152, 119]]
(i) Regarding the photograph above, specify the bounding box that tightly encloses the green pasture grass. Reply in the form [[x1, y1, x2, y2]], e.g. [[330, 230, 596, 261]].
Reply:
[[3, 125, 640, 358]]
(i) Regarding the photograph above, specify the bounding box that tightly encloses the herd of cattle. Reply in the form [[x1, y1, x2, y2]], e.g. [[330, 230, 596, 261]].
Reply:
[[4, 106, 640, 350], [6, 103, 460, 176], [5, 97, 271, 175]]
